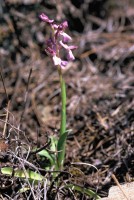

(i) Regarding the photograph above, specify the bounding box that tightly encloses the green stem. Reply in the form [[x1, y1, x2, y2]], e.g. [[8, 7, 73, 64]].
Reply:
[[57, 67, 67, 170], [59, 70, 66, 135]]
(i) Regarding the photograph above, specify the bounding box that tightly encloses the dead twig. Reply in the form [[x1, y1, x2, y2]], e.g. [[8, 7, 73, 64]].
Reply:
[[2, 101, 10, 138], [111, 174, 129, 200]]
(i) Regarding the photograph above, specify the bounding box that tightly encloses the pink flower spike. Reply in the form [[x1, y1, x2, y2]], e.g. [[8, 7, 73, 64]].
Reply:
[[39, 13, 77, 69], [39, 13, 54, 24], [60, 32, 72, 43]]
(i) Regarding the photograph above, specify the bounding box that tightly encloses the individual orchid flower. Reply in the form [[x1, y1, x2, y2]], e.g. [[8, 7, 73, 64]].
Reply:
[[59, 40, 77, 61], [52, 55, 68, 68], [45, 37, 56, 56], [54, 21, 71, 42], [39, 13, 54, 24]]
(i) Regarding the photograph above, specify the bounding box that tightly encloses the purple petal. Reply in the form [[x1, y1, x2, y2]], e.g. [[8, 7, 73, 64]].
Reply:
[[61, 21, 68, 29], [67, 50, 75, 61], [60, 32, 72, 43], [52, 55, 68, 68], [59, 40, 68, 49], [46, 37, 56, 52], [52, 23, 59, 30], [68, 45, 78, 50], [61, 60, 68, 67], [39, 13, 54, 24], [58, 21, 68, 31], [45, 47, 55, 56]]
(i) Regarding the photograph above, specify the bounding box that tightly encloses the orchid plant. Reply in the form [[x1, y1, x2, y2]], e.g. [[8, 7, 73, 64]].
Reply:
[[39, 13, 77, 170], [1, 13, 100, 199]]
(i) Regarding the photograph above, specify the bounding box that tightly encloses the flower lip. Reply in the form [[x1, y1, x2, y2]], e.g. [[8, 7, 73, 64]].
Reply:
[[52, 55, 68, 68], [61, 60, 68, 67], [52, 55, 61, 66]]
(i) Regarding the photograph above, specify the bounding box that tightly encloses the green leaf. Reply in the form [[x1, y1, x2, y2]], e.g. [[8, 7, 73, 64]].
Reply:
[[66, 184, 101, 199], [1, 167, 44, 181], [50, 136, 57, 152], [1, 167, 12, 175], [57, 130, 68, 168], [19, 187, 30, 193], [38, 149, 55, 166], [37, 136, 58, 167]]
